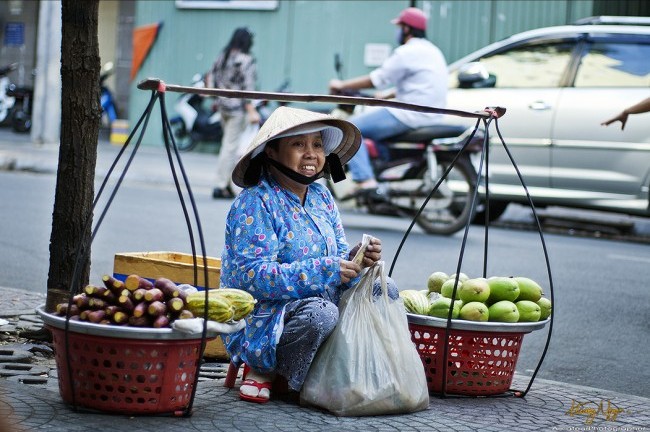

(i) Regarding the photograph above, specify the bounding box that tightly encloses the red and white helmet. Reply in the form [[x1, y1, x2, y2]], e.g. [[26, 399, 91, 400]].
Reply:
[[390, 7, 427, 31]]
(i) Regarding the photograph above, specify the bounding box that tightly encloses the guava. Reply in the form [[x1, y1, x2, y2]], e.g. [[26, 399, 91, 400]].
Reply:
[[537, 297, 552, 320], [428, 297, 462, 319], [459, 301, 489, 322], [449, 272, 470, 283], [458, 278, 490, 303], [427, 271, 449, 293], [487, 276, 520, 304], [441, 278, 462, 299], [514, 277, 544, 302], [488, 300, 519, 323], [516, 300, 541, 322]]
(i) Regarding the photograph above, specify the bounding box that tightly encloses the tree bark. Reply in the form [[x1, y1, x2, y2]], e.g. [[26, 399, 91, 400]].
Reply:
[[45, 0, 101, 312]]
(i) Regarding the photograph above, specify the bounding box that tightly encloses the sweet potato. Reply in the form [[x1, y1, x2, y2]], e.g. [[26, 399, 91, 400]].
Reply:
[[79, 310, 91, 321], [147, 301, 167, 317], [125, 274, 154, 291], [55, 302, 67, 315], [100, 289, 116, 303], [73, 294, 90, 309], [112, 311, 129, 324], [88, 297, 108, 310], [104, 305, 121, 317], [132, 288, 147, 302], [128, 315, 151, 327], [117, 295, 134, 312], [84, 284, 99, 296], [167, 297, 185, 313], [87, 310, 106, 323], [132, 301, 148, 318], [178, 309, 194, 319], [55, 302, 80, 316], [154, 277, 187, 300], [144, 288, 164, 303], [102, 275, 125, 295], [152, 315, 170, 328]]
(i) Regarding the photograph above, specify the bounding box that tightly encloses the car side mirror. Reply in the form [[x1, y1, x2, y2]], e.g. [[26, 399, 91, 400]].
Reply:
[[458, 62, 496, 89]]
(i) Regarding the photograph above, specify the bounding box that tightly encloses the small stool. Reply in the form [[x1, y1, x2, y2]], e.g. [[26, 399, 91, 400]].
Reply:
[[224, 362, 242, 388]]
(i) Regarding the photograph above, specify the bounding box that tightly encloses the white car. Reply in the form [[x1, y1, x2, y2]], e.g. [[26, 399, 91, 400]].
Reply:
[[446, 16, 650, 219]]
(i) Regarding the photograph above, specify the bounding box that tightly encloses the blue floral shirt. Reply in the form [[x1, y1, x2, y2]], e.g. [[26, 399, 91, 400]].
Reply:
[[220, 173, 356, 372]]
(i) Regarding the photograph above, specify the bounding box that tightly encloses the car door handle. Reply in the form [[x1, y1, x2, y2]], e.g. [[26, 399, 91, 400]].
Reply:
[[528, 101, 551, 111]]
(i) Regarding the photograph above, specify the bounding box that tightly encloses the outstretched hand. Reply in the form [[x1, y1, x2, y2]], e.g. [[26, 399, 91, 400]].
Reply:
[[601, 111, 629, 130]]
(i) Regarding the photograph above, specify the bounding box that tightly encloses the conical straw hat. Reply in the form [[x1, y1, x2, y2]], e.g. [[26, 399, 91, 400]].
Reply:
[[232, 106, 361, 187]]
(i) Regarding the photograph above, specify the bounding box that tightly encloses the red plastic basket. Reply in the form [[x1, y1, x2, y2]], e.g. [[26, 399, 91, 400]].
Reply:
[[408, 322, 525, 396], [48, 325, 204, 415]]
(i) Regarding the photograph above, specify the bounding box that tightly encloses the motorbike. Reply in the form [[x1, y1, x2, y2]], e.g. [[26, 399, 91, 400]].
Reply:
[[100, 62, 118, 127], [0, 63, 17, 126], [167, 75, 290, 152], [328, 56, 501, 235], [167, 73, 223, 152], [6, 81, 33, 133]]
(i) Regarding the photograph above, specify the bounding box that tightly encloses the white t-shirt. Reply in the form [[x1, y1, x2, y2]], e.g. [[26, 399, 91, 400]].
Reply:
[[369, 37, 448, 128]]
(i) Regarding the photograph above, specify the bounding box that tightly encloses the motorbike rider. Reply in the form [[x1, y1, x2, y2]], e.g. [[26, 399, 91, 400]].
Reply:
[[328, 7, 448, 193], [206, 27, 261, 199]]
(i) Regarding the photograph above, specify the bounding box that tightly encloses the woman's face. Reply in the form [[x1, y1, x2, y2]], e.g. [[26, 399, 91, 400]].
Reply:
[[267, 132, 326, 178]]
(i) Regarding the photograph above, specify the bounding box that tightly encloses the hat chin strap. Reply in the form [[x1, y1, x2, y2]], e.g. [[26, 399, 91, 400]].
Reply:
[[266, 157, 322, 185], [266, 154, 347, 186]]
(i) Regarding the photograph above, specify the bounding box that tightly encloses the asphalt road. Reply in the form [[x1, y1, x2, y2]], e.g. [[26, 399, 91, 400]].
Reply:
[[1, 169, 649, 398]]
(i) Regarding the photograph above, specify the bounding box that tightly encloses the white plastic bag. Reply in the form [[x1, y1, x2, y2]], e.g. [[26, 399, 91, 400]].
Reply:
[[300, 261, 429, 416]]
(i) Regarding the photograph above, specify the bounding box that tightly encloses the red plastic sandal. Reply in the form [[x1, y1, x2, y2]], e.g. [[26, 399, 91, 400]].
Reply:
[[239, 378, 273, 403], [239, 364, 273, 404]]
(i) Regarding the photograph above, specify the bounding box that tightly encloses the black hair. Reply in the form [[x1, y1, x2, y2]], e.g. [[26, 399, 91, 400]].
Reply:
[[409, 26, 426, 39], [218, 27, 254, 70]]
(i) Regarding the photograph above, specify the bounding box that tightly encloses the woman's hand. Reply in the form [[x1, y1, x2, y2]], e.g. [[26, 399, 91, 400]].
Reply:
[[348, 237, 382, 268], [362, 237, 382, 267], [339, 259, 362, 284]]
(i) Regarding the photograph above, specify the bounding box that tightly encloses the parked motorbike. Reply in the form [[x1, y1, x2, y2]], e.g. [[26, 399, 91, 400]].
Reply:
[[0, 63, 17, 126], [6, 82, 33, 133], [100, 62, 118, 127], [167, 73, 223, 152], [167, 75, 290, 152]]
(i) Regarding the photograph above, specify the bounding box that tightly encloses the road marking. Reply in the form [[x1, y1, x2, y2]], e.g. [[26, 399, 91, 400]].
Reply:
[[607, 254, 650, 264]]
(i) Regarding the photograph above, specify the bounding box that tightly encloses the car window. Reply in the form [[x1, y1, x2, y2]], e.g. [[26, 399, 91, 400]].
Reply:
[[451, 42, 575, 88], [574, 41, 650, 87]]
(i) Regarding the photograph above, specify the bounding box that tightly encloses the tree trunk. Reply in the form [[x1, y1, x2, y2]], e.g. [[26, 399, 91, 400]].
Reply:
[[45, 0, 101, 312]]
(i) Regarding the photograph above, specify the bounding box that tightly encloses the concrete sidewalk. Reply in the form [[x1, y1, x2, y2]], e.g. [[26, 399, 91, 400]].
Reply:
[[1, 286, 649, 432]]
